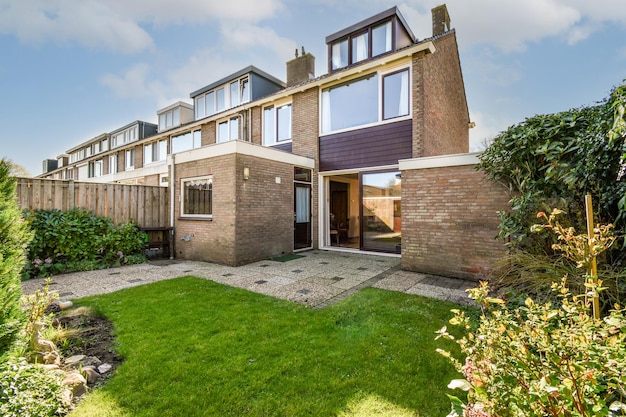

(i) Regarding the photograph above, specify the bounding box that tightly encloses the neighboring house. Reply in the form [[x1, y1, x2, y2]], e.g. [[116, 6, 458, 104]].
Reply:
[[38, 5, 507, 277]]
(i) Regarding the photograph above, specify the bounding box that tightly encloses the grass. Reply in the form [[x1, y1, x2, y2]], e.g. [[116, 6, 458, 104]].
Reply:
[[69, 277, 467, 417]]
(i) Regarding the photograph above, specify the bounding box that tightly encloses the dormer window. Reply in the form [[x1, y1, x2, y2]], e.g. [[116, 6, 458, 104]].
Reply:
[[195, 75, 250, 120], [326, 7, 415, 73], [330, 19, 393, 71]]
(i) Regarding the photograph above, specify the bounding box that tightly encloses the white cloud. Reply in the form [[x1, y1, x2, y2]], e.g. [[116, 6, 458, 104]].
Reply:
[[219, 23, 297, 64], [0, 0, 283, 53]]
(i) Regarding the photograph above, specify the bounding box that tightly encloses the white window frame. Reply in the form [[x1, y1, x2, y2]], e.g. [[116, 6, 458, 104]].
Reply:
[[263, 101, 292, 146], [144, 139, 168, 165], [109, 154, 118, 174], [217, 116, 240, 143], [320, 64, 411, 135], [181, 175, 213, 219], [195, 76, 250, 120], [125, 149, 135, 170]]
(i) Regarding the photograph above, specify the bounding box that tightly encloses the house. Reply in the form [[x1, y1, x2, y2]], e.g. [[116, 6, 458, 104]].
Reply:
[[38, 5, 509, 278]]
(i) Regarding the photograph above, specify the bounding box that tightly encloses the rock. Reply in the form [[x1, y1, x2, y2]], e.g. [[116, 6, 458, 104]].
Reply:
[[81, 367, 101, 384], [58, 300, 73, 310], [81, 356, 102, 367], [36, 338, 57, 353], [64, 354, 86, 366], [42, 364, 60, 371], [97, 363, 112, 374], [43, 350, 61, 366], [62, 371, 88, 398]]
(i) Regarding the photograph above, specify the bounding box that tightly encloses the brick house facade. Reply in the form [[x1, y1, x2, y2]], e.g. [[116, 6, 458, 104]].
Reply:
[[37, 5, 510, 280]]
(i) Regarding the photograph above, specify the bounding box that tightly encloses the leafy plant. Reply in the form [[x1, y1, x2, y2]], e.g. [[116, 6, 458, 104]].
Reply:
[[23, 208, 146, 278], [437, 210, 626, 416], [0, 358, 69, 417], [437, 280, 626, 417], [477, 83, 626, 259], [0, 159, 33, 357]]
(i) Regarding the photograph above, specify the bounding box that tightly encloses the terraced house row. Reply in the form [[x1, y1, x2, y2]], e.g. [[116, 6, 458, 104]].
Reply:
[[38, 5, 510, 279]]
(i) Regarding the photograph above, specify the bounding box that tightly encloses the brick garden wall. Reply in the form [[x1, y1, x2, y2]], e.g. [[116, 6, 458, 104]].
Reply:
[[400, 155, 510, 280]]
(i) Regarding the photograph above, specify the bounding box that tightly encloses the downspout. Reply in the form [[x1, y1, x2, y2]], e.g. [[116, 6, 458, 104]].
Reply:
[[169, 153, 176, 259]]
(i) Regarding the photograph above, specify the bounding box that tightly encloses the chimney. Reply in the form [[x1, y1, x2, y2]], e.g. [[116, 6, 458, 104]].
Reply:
[[431, 4, 451, 36], [286, 46, 315, 87]]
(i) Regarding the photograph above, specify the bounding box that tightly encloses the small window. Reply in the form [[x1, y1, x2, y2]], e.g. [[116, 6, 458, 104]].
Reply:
[[216, 88, 225, 112], [372, 21, 392, 57], [230, 80, 240, 107], [352, 32, 368, 63], [217, 117, 239, 143], [241, 78, 250, 103], [109, 155, 118, 174], [182, 176, 213, 218], [263, 103, 292, 146], [331, 39, 348, 70], [125, 149, 135, 170], [383, 69, 410, 120]]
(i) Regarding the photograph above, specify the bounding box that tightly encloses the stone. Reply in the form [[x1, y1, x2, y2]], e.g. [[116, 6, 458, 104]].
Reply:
[[97, 363, 113, 374], [81, 367, 101, 385], [62, 371, 88, 398], [64, 354, 86, 366]]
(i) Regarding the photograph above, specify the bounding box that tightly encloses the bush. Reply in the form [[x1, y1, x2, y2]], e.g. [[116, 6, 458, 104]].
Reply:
[[477, 83, 626, 259], [0, 160, 33, 357], [0, 358, 68, 417], [23, 208, 146, 279], [437, 280, 626, 417]]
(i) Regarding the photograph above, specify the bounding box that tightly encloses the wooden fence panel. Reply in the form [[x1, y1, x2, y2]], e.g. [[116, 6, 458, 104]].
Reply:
[[14, 178, 169, 228]]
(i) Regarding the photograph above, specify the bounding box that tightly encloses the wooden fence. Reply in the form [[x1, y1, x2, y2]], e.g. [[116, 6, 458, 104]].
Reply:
[[15, 178, 170, 228]]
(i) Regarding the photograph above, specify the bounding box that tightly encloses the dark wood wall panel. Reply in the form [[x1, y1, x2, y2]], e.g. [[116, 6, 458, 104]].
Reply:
[[319, 120, 412, 171], [269, 142, 293, 153]]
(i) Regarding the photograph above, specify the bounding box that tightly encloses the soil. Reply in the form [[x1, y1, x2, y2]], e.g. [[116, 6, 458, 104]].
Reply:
[[53, 310, 123, 378]]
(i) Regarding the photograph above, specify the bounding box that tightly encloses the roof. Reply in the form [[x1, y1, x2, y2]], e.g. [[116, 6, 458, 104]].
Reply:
[[189, 65, 286, 98], [325, 6, 416, 45], [109, 120, 157, 135], [157, 101, 194, 114]]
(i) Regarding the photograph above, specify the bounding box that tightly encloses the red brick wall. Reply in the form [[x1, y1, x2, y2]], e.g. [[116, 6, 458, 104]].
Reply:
[[174, 152, 298, 266], [292, 88, 319, 248], [234, 155, 294, 264], [422, 33, 469, 156], [412, 32, 469, 158], [401, 163, 509, 280]]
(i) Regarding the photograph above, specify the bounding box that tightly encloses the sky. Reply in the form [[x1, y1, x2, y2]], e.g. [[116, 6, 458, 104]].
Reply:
[[1, 0, 625, 177]]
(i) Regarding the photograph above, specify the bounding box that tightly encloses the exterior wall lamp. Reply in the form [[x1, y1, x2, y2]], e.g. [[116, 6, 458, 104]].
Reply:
[[243, 167, 250, 180]]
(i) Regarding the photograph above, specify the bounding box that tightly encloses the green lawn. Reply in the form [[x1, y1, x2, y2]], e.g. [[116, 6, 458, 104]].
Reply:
[[69, 277, 465, 417]]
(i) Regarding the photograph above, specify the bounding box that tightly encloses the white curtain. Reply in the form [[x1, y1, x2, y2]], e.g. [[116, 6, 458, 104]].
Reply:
[[331, 43, 342, 69], [355, 35, 367, 62], [399, 70, 409, 116], [296, 187, 310, 223], [321, 90, 331, 133], [385, 22, 392, 52]]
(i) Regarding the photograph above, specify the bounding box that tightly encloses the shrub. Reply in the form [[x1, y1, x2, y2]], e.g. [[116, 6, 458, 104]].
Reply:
[[437, 280, 626, 417], [477, 83, 626, 259], [0, 160, 33, 357], [23, 208, 146, 278], [437, 209, 626, 416], [0, 358, 68, 417]]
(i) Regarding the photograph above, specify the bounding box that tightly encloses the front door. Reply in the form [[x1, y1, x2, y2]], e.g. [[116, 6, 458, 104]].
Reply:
[[294, 183, 311, 250]]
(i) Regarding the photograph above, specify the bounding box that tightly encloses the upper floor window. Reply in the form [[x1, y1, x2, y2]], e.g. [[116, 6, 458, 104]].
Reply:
[[125, 149, 135, 170], [144, 139, 168, 165], [321, 67, 410, 134], [195, 76, 250, 120], [172, 130, 202, 153], [330, 20, 393, 71], [217, 117, 240, 143], [112, 126, 138, 148], [263, 103, 292, 146], [88, 160, 103, 178], [159, 108, 180, 131], [109, 154, 118, 174]]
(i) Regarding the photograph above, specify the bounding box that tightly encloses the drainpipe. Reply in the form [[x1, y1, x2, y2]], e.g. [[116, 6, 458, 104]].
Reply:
[[169, 153, 176, 259]]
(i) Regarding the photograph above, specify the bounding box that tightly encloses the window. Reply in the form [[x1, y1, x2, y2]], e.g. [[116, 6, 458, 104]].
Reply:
[[88, 160, 103, 178], [263, 103, 292, 146], [330, 20, 394, 71], [383, 69, 409, 119], [195, 76, 249, 119], [321, 68, 410, 133], [331, 39, 348, 70], [172, 130, 202, 153], [217, 117, 239, 143], [182, 176, 213, 218], [93, 142, 100, 154], [322, 74, 378, 133], [372, 21, 392, 56], [109, 155, 118, 174], [352, 32, 368, 63], [144, 139, 168, 164], [112, 126, 138, 148], [159, 108, 180, 131], [125, 149, 135, 170]]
